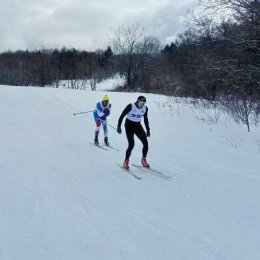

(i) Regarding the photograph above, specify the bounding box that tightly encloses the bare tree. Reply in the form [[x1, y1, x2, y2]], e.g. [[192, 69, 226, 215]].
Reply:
[[111, 24, 160, 88], [177, 0, 259, 129]]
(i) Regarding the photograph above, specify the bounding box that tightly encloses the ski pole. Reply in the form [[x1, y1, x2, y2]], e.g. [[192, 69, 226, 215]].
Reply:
[[73, 111, 117, 131], [100, 118, 118, 131], [73, 110, 94, 116]]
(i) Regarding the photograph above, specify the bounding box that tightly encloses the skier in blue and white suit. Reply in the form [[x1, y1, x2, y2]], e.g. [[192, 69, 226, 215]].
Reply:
[[93, 95, 111, 146]]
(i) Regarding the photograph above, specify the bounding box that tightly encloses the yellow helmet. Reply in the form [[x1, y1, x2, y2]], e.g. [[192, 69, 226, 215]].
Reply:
[[102, 95, 109, 102]]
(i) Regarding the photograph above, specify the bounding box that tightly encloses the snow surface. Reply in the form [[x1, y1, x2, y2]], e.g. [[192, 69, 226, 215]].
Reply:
[[54, 74, 125, 91], [0, 85, 260, 260]]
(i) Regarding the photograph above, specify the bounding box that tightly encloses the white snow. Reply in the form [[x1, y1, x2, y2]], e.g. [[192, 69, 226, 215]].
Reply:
[[55, 74, 125, 91], [0, 85, 259, 260]]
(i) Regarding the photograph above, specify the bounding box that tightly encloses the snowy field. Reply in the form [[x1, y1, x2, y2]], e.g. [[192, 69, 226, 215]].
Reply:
[[0, 85, 260, 260], [54, 73, 125, 91]]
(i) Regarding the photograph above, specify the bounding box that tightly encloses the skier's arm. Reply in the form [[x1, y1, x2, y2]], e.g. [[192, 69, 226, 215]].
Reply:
[[143, 107, 150, 132], [96, 103, 111, 118], [117, 104, 131, 127], [103, 104, 111, 117], [96, 102, 105, 118]]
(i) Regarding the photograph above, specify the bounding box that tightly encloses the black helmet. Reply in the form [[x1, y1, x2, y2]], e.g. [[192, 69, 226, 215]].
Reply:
[[137, 96, 146, 102]]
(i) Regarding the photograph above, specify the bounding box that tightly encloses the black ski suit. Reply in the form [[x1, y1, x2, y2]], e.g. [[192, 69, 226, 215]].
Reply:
[[117, 102, 150, 161]]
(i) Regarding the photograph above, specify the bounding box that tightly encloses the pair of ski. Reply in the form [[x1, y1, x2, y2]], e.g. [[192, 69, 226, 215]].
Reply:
[[117, 164, 171, 180], [91, 142, 119, 151]]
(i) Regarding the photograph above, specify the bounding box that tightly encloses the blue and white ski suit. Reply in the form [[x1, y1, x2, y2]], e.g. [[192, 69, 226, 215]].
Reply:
[[93, 101, 111, 137]]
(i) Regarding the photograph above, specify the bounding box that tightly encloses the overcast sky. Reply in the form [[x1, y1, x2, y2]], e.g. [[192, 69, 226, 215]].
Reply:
[[0, 0, 197, 52]]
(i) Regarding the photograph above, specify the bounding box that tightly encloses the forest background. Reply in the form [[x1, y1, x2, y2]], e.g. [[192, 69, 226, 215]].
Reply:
[[1, 0, 259, 131]]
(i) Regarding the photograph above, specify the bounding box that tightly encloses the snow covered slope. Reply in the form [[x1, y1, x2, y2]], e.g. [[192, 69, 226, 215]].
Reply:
[[0, 85, 259, 260]]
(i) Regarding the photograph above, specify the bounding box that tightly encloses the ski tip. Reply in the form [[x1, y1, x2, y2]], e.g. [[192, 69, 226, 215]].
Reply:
[[132, 164, 171, 179]]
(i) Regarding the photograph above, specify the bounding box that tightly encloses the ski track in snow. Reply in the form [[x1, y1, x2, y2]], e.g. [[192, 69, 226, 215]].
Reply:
[[0, 85, 260, 260]]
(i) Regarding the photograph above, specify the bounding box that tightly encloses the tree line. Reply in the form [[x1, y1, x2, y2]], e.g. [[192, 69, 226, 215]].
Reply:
[[0, 47, 116, 88], [0, 0, 259, 130], [169, 0, 260, 131], [165, 0, 260, 101]]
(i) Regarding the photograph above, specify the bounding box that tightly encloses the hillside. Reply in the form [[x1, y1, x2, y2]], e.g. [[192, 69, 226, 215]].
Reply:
[[0, 85, 259, 260]]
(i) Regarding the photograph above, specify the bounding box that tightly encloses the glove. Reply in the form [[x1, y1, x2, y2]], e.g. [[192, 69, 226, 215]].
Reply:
[[117, 126, 122, 134], [103, 108, 110, 116], [146, 130, 150, 137]]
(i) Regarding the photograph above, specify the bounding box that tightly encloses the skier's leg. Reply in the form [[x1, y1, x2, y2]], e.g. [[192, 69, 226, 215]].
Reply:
[[135, 125, 148, 158], [102, 120, 109, 145], [95, 120, 101, 137], [102, 120, 108, 138], [125, 125, 135, 161], [93, 113, 101, 144]]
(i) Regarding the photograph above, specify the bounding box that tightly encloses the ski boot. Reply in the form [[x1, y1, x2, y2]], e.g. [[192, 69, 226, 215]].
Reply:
[[94, 136, 99, 145], [141, 157, 150, 168], [123, 160, 129, 170], [104, 137, 109, 146]]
